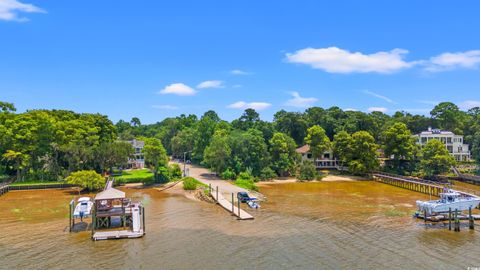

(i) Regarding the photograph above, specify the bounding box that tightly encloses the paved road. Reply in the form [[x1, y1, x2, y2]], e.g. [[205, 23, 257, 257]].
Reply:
[[184, 164, 248, 195]]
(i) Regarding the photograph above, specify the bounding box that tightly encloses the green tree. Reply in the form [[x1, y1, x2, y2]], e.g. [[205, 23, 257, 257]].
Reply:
[[383, 122, 416, 170], [203, 129, 231, 174], [0, 101, 16, 112], [274, 110, 307, 145], [348, 131, 379, 175], [232, 108, 260, 130], [420, 139, 456, 177], [66, 170, 105, 190], [170, 128, 195, 158], [333, 131, 352, 163], [143, 137, 168, 181], [2, 150, 29, 181], [430, 102, 463, 133], [304, 125, 331, 160], [269, 132, 297, 176], [95, 141, 134, 174], [298, 160, 317, 181]]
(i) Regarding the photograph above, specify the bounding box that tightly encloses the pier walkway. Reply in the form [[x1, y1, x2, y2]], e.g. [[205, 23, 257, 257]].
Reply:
[[209, 185, 254, 220], [373, 172, 480, 198]]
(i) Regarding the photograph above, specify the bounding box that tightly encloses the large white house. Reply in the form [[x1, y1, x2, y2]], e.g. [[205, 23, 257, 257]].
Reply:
[[414, 127, 471, 161], [127, 139, 145, 169]]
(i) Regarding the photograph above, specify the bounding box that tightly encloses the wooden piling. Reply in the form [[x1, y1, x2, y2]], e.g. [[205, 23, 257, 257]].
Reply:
[[237, 194, 241, 218], [231, 193, 234, 214], [469, 206, 474, 230], [454, 209, 460, 232], [448, 208, 452, 231], [142, 206, 146, 234], [216, 186, 219, 202], [424, 210, 427, 223]]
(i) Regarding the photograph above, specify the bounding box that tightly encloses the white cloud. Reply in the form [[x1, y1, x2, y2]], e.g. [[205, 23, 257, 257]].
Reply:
[[344, 108, 358, 112], [363, 90, 395, 103], [426, 50, 480, 72], [152, 105, 179, 110], [460, 100, 480, 110], [158, 83, 196, 96], [0, 0, 46, 21], [286, 47, 415, 74], [227, 101, 271, 111], [230, 69, 250, 75], [367, 107, 388, 113], [285, 91, 318, 108], [197, 80, 224, 89]]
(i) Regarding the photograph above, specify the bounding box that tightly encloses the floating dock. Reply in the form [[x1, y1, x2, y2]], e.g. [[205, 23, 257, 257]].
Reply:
[[92, 229, 144, 240], [209, 185, 254, 220]]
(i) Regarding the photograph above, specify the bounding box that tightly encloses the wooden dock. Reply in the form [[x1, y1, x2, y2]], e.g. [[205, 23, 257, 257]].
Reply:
[[373, 172, 479, 198], [209, 186, 254, 220], [0, 184, 9, 197], [92, 229, 144, 241]]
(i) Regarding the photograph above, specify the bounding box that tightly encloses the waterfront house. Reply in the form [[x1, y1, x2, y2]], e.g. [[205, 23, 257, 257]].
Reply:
[[296, 145, 340, 169], [127, 139, 145, 169], [414, 127, 471, 161]]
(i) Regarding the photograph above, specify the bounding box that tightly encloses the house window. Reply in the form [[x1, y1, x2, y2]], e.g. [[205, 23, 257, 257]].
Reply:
[[307, 153, 312, 159]]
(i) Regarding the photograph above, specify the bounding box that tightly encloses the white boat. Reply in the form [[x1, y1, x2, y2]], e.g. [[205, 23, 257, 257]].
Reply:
[[247, 200, 260, 209], [73, 197, 93, 218], [416, 190, 480, 215]]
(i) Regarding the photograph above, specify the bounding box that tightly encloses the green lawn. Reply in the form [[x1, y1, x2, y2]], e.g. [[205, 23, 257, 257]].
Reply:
[[10, 181, 65, 187], [116, 169, 154, 183]]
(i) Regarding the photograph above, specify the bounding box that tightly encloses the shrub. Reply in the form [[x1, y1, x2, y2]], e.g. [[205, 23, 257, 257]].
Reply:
[[221, 168, 236, 180], [259, 167, 276, 181], [115, 169, 154, 184], [66, 170, 105, 190], [169, 163, 183, 180], [297, 161, 317, 181], [182, 177, 205, 190], [156, 167, 170, 183], [235, 171, 258, 191]]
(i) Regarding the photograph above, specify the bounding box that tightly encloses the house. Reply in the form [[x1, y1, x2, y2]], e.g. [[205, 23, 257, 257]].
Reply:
[[414, 127, 471, 161], [296, 145, 340, 169], [127, 139, 145, 169]]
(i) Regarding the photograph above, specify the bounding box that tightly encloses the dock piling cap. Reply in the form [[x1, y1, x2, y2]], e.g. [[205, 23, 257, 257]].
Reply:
[[94, 188, 125, 201]]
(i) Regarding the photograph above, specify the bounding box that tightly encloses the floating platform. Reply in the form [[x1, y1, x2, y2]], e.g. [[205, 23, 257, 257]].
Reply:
[[92, 229, 144, 241]]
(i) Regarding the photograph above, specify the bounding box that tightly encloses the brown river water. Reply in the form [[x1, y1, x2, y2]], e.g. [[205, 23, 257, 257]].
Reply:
[[1, 181, 480, 270]]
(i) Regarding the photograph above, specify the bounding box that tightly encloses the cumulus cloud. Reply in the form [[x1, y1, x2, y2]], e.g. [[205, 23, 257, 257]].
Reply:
[[286, 47, 415, 74], [367, 107, 388, 113], [363, 90, 395, 104], [460, 100, 480, 110], [344, 108, 358, 112], [158, 83, 196, 96], [285, 91, 318, 108], [230, 69, 250, 75], [197, 80, 224, 89], [152, 105, 179, 110], [426, 50, 480, 72], [227, 101, 271, 110], [0, 0, 46, 21]]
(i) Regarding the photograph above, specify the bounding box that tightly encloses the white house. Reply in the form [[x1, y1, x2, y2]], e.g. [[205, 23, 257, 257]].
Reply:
[[414, 127, 471, 161], [127, 139, 145, 169]]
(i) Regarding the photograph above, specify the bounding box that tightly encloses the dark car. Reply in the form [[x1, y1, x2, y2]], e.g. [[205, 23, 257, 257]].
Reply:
[[237, 192, 251, 203]]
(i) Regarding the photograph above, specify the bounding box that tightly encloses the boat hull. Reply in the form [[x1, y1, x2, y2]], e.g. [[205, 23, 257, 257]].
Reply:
[[417, 198, 480, 215]]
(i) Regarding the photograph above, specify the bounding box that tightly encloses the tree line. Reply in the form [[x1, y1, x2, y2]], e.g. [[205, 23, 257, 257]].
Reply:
[[1, 100, 479, 183]]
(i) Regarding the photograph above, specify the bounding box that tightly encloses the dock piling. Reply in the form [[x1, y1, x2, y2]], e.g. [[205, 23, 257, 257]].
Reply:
[[448, 208, 452, 231], [237, 194, 241, 218], [454, 209, 460, 232], [231, 193, 234, 214], [469, 206, 474, 230]]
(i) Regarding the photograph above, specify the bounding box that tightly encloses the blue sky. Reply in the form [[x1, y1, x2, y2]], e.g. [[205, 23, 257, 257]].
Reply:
[[1, 1, 480, 123]]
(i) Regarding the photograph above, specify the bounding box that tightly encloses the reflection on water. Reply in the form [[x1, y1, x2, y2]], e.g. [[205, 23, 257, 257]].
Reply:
[[1, 181, 480, 269]]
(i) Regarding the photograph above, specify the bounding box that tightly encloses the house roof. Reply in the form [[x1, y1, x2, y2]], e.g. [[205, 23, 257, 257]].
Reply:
[[94, 187, 125, 200], [296, 144, 310, 154]]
